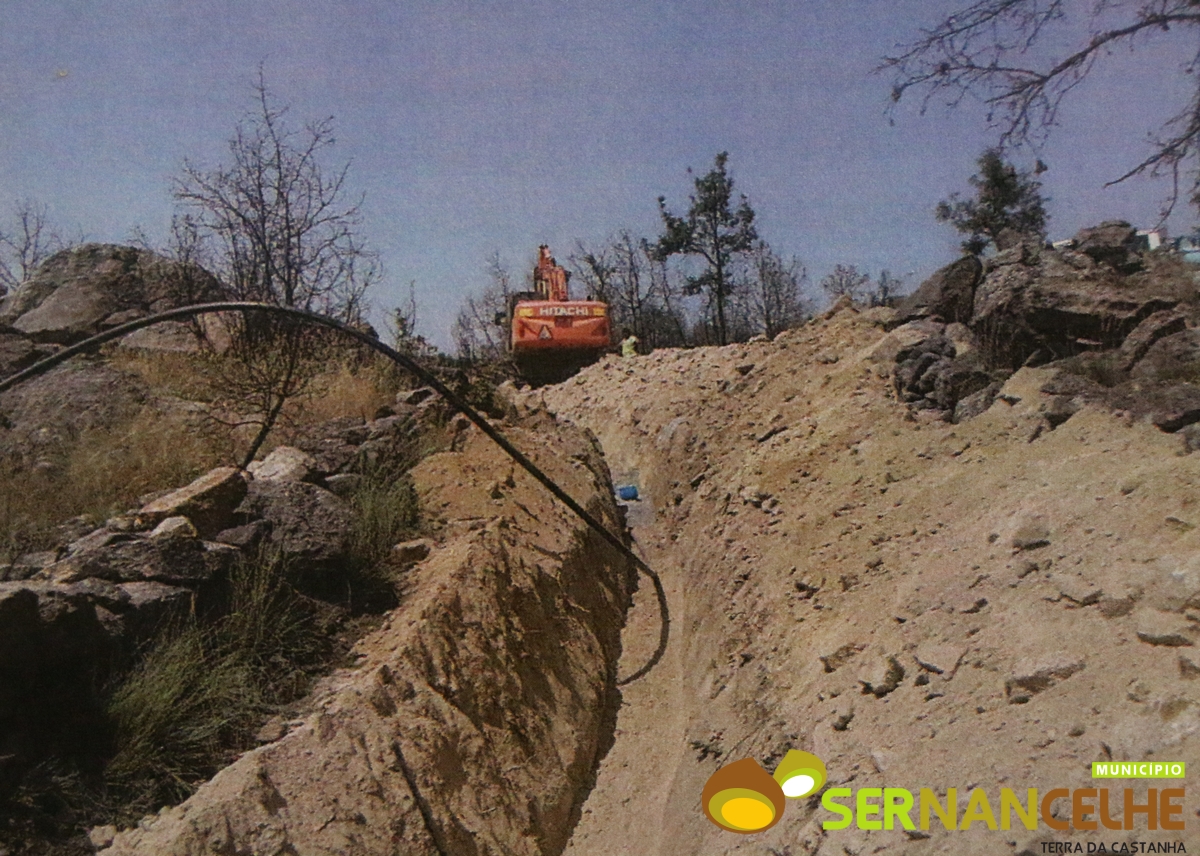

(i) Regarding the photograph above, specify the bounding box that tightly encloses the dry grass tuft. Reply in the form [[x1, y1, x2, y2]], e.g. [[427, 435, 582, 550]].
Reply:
[[1, 408, 232, 561]]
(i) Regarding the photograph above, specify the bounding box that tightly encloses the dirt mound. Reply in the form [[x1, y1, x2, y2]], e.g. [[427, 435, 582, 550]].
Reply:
[[98, 412, 634, 856], [536, 304, 1200, 854]]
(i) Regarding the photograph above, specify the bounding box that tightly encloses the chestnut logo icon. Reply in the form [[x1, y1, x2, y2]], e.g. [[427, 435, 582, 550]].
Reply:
[[701, 750, 827, 834]]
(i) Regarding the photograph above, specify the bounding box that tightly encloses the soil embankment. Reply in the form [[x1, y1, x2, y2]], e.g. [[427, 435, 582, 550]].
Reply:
[[99, 412, 634, 856], [537, 305, 1200, 855]]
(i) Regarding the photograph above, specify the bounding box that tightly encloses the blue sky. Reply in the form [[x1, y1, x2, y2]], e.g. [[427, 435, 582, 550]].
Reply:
[[1, 1, 1191, 348]]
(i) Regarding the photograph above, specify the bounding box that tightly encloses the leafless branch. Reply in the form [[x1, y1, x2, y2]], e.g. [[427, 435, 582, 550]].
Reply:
[[882, 0, 1200, 214]]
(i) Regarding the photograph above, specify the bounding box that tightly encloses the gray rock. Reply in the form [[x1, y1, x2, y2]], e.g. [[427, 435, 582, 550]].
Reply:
[[1043, 395, 1082, 429], [893, 256, 983, 325], [1131, 329, 1200, 383], [99, 308, 146, 328], [211, 520, 272, 551], [10, 551, 59, 577], [116, 320, 206, 353], [1180, 423, 1200, 454], [970, 242, 1182, 369], [149, 516, 198, 540], [0, 580, 120, 793], [1118, 310, 1187, 372], [953, 381, 1003, 423], [324, 473, 365, 498], [862, 319, 945, 365], [0, 331, 50, 378], [65, 527, 129, 556], [389, 538, 433, 567], [0, 244, 225, 345], [235, 480, 353, 574], [42, 535, 228, 586], [399, 386, 436, 405], [1073, 220, 1142, 271], [929, 352, 993, 411], [117, 581, 192, 636]]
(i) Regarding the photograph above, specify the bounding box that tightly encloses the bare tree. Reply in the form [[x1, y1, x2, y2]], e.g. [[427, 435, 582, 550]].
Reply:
[[746, 242, 809, 338], [173, 72, 379, 466], [570, 240, 617, 306], [175, 74, 375, 317], [453, 251, 513, 362], [642, 246, 690, 348], [867, 270, 905, 308], [0, 199, 64, 292], [388, 281, 437, 360], [883, 0, 1200, 216], [572, 233, 691, 349], [820, 264, 872, 303]]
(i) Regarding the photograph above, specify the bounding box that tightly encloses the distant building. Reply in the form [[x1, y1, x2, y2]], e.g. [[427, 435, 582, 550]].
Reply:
[[1135, 228, 1164, 252]]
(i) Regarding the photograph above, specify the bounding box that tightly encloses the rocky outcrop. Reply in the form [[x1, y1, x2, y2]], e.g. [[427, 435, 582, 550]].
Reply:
[[99, 416, 634, 856], [0, 581, 122, 800], [884, 222, 1200, 427], [971, 239, 1185, 368], [887, 323, 1000, 420], [234, 479, 354, 587], [0, 244, 225, 346], [0, 418, 422, 807], [0, 360, 152, 468]]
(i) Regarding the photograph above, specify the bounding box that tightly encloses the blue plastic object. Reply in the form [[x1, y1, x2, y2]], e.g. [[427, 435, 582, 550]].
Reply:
[[616, 484, 640, 501]]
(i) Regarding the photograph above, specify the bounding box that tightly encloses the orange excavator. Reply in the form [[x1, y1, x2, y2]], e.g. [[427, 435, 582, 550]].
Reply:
[[504, 245, 610, 384]]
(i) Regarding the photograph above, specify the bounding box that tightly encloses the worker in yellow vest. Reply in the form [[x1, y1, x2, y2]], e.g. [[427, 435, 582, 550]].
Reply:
[[621, 328, 639, 358]]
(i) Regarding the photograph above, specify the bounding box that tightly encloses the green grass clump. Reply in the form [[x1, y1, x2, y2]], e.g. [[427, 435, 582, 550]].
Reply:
[[348, 469, 420, 569], [104, 552, 326, 814]]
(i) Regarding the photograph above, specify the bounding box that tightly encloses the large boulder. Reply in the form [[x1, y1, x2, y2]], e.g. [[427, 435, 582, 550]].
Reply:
[[40, 536, 238, 587], [1130, 329, 1200, 383], [1117, 309, 1187, 372], [0, 331, 53, 379], [1073, 220, 1142, 272], [246, 445, 320, 484], [0, 244, 224, 345], [0, 361, 151, 466], [892, 255, 982, 325], [234, 480, 354, 585], [0, 581, 121, 799]]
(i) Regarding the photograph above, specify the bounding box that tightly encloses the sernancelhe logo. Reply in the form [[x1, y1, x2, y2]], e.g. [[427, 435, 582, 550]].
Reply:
[[701, 751, 1188, 838]]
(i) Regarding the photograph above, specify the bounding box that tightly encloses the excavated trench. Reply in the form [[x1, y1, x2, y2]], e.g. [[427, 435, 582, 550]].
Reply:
[[30, 300, 1200, 855]]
